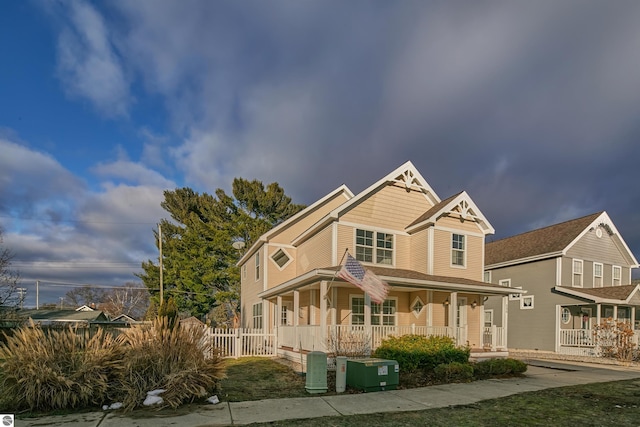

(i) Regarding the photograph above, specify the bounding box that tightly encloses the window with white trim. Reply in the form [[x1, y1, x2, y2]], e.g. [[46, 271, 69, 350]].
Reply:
[[572, 259, 583, 287], [499, 279, 511, 288], [613, 265, 621, 286], [271, 248, 291, 269], [484, 310, 493, 327], [371, 299, 397, 326], [349, 296, 396, 325], [350, 296, 365, 325], [484, 271, 491, 283], [355, 229, 393, 265], [252, 303, 263, 329], [411, 297, 425, 318], [242, 264, 247, 281], [255, 252, 260, 281], [561, 307, 571, 324], [593, 263, 603, 288], [280, 304, 288, 326], [521, 295, 534, 309], [451, 234, 465, 266]]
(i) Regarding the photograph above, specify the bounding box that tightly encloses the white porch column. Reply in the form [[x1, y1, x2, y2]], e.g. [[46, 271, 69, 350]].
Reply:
[[276, 296, 282, 327], [632, 307, 636, 331], [613, 305, 618, 320], [331, 287, 337, 326], [263, 300, 270, 332], [502, 295, 509, 348], [596, 304, 601, 327], [449, 292, 458, 331], [427, 290, 433, 328], [320, 281, 328, 349], [293, 290, 300, 327]]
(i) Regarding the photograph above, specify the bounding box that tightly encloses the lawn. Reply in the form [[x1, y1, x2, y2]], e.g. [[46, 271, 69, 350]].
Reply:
[[220, 358, 640, 426]]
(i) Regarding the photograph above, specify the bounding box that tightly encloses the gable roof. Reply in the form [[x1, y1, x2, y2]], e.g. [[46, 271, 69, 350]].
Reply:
[[20, 309, 109, 322], [292, 161, 440, 246], [237, 184, 353, 265], [553, 284, 640, 304], [406, 191, 495, 235], [486, 212, 602, 267]]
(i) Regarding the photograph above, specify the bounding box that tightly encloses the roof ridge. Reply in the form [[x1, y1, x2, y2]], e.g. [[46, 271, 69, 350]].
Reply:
[[487, 211, 603, 245]]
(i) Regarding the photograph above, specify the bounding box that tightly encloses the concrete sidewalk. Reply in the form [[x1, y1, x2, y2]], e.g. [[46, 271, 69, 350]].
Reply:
[[15, 360, 640, 427]]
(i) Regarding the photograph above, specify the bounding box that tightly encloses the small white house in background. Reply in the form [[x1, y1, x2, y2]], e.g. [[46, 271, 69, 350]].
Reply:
[[239, 161, 521, 363], [484, 211, 639, 356]]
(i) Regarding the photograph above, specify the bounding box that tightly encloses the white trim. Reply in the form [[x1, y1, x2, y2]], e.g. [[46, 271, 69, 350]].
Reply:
[[269, 247, 293, 270], [451, 232, 467, 269], [353, 227, 395, 267], [556, 257, 562, 286], [572, 259, 584, 288], [255, 251, 261, 282], [339, 220, 410, 237], [484, 271, 492, 283], [499, 278, 511, 288], [427, 227, 434, 275], [521, 295, 534, 310], [561, 307, 571, 324], [434, 225, 485, 238], [410, 296, 425, 318], [349, 294, 365, 325], [593, 262, 603, 288], [332, 222, 338, 266], [487, 251, 564, 270], [509, 286, 522, 301], [483, 309, 494, 327], [612, 265, 622, 286], [262, 246, 268, 292], [553, 284, 640, 304]]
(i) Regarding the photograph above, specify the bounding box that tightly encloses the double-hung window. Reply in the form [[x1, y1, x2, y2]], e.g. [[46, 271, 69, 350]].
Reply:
[[451, 234, 465, 266], [613, 266, 621, 286], [371, 300, 396, 326], [355, 229, 393, 265], [593, 263, 603, 288], [350, 296, 365, 325], [252, 303, 263, 329], [572, 259, 583, 287], [255, 252, 260, 281]]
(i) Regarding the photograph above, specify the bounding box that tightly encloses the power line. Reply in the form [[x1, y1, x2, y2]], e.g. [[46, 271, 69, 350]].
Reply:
[[0, 214, 159, 226]]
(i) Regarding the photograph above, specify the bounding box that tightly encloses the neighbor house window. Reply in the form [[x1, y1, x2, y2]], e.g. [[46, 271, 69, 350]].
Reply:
[[355, 229, 393, 265], [451, 234, 465, 266], [255, 252, 260, 281], [499, 279, 511, 288], [371, 299, 397, 326], [521, 295, 534, 309], [593, 263, 603, 288], [572, 259, 583, 287], [613, 266, 621, 286], [484, 271, 491, 283], [252, 303, 263, 329], [271, 248, 291, 269], [561, 308, 571, 324]]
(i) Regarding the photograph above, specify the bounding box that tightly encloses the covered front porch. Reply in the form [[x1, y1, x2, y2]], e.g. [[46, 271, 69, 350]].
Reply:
[[258, 267, 517, 361], [555, 284, 640, 356]]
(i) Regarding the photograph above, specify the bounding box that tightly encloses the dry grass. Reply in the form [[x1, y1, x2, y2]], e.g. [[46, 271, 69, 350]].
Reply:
[[0, 321, 124, 411], [115, 317, 226, 411]]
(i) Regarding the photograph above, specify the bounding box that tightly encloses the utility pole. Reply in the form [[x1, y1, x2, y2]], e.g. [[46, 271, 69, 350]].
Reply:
[[159, 223, 163, 306]]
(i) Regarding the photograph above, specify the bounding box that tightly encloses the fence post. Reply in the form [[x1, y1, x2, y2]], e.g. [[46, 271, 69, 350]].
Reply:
[[235, 328, 242, 358]]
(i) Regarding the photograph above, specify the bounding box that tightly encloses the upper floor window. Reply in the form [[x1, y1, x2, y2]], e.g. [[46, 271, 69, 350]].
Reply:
[[613, 266, 621, 286], [451, 234, 465, 266], [255, 252, 260, 281], [572, 259, 583, 287], [271, 248, 291, 269], [355, 229, 393, 265], [242, 264, 247, 281], [593, 263, 603, 288], [484, 271, 491, 283]]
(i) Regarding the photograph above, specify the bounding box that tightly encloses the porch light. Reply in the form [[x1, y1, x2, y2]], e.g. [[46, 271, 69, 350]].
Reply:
[[443, 298, 450, 306]]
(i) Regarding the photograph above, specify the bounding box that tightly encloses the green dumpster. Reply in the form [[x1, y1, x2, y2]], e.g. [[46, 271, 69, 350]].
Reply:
[[346, 358, 399, 392]]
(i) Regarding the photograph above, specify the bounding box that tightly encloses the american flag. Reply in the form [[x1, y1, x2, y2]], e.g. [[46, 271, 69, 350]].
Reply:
[[337, 253, 389, 304]]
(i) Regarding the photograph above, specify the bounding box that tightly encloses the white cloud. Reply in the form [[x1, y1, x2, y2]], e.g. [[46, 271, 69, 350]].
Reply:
[[54, 0, 130, 117], [92, 160, 175, 189]]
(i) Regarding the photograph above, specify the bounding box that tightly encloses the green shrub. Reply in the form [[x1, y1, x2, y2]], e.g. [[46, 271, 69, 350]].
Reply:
[[473, 358, 527, 378], [433, 362, 474, 383], [0, 321, 124, 411], [114, 316, 226, 411], [372, 334, 470, 373]]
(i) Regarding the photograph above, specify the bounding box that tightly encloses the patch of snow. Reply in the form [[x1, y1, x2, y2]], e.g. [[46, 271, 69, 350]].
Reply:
[[207, 395, 219, 404]]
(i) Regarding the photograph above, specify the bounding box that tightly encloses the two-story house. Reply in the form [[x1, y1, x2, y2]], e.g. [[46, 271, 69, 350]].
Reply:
[[484, 212, 639, 356], [238, 162, 520, 363]]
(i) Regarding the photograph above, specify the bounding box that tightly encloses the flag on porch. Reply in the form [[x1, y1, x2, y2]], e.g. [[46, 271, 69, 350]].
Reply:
[[337, 253, 389, 304]]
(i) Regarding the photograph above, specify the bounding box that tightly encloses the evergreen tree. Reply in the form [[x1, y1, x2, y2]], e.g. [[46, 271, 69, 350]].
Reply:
[[138, 178, 304, 319]]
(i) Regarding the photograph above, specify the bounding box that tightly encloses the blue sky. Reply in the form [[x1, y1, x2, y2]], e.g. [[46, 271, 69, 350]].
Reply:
[[2, 0, 640, 307]]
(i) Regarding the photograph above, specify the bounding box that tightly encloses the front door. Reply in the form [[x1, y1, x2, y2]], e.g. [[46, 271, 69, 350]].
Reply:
[[456, 297, 468, 344]]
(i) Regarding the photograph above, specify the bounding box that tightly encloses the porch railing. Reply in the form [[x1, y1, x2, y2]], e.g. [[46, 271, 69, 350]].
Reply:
[[482, 326, 506, 351], [558, 328, 640, 356]]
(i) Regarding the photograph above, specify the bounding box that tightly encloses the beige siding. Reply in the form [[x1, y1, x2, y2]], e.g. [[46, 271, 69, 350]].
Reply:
[[408, 291, 429, 325], [240, 248, 264, 328], [433, 229, 484, 280], [437, 215, 484, 234], [341, 184, 434, 230], [410, 230, 428, 274], [431, 291, 450, 327], [296, 225, 333, 273], [336, 224, 352, 261], [395, 234, 411, 269], [269, 192, 349, 244]]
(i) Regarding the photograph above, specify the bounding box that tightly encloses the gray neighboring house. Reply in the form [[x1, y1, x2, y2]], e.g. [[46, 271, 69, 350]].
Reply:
[[20, 308, 110, 325], [484, 211, 639, 355]]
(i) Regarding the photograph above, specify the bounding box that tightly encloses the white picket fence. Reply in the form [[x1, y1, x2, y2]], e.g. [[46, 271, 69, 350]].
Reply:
[[208, 328, 276, 358]]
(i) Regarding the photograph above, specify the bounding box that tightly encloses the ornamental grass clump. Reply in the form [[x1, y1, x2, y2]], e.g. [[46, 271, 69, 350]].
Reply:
[[0, 321, 124, 412], [114, 316, 226, 411]]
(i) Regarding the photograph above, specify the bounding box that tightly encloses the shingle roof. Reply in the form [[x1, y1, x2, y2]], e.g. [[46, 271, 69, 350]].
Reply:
[[561, 284, 638, 301], [406, 192, 463, 229], [485, 212, 602, 266]]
